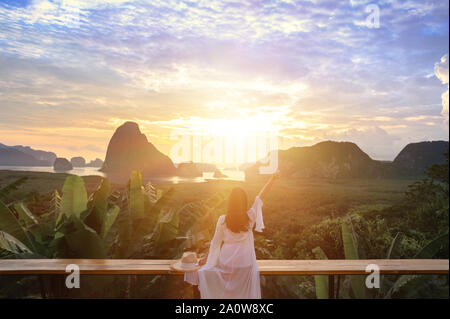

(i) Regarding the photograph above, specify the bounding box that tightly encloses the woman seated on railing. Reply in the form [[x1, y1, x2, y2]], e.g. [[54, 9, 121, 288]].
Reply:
[[184, 171, 280, 299]]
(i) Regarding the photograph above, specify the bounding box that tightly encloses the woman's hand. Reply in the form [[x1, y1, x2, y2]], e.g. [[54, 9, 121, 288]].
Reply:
[[258, 169, 281, 201], [199, 256, 208, 266]]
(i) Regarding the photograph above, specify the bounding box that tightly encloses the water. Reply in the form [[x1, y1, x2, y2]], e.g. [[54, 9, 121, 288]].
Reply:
[[149, 170, 245, 184], [0, 166, 245, 184], [0, 166, 106, 177]]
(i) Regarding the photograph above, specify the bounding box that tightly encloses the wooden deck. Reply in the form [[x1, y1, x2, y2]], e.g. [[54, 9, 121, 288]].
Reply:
[[0, 259, 448, 275]]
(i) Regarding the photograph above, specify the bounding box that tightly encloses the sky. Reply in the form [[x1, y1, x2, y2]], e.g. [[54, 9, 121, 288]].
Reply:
[[0, 0, 448, 163]]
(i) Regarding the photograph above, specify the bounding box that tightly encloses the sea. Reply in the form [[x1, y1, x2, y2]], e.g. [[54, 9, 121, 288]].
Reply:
[[0, 166, 246, 184]]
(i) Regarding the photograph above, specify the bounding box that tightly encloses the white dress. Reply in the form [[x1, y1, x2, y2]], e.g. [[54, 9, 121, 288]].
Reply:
[[184, 196, 265, 299]]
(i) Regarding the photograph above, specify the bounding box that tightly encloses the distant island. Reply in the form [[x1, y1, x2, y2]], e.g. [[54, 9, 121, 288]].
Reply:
[[245, 140, 449, 180], [0, 143, 56, 166], [1, 122, 448, 181], [0, 143, 104, 170]]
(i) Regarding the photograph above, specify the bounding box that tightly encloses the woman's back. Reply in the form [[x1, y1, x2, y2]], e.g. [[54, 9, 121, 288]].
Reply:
[[184, 171, 279, 299], [185, 197, 264, 298]]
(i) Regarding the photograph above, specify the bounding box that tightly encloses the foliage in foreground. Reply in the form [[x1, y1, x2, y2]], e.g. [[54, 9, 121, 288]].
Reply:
[[0, 170, 227, 298], [0, 150, 448, 298]]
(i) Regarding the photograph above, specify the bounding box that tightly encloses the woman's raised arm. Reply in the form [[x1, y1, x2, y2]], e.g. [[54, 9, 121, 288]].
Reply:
[[257, 170, 280, 201]]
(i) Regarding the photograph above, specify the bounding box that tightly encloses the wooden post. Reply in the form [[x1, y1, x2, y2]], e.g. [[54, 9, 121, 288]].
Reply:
[[328, 274, 334, 299], [38, 275, 47, 299], [336, 275, 341, 299]]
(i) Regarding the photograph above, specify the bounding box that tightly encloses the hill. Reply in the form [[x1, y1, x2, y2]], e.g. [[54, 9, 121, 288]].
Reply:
[[0, 143, 52, 166], [392, 141, 449, 176], [11, 145, 56, 164], [246, 141, 386, 180], [101, 121, 176, 177], [246, 140, 449, 180]]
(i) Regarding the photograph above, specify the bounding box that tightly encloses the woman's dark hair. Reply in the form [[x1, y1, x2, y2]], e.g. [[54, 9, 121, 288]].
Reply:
[[224, 187, 249, 233]]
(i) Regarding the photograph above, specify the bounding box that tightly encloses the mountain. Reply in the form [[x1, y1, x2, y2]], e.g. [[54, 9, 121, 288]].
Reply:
[[71, 156, 86, 167], [246, 140, 449, 180], [10, 145, 56, 164], [246, 141, 386, 180], [86, 158, 104, 167], [101, 121, 176, 176], [177, 162, 202, 177], [392, 141, 449, 176], [0, 143, 52, 166], [175, 162, 217, 177], [54, 158, 73, 171]]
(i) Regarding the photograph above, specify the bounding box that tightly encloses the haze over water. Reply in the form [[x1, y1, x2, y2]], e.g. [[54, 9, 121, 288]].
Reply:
[[0, 166, 245, 184]]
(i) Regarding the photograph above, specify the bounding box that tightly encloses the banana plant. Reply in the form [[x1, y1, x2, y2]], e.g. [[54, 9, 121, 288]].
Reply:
[[0, 177, 28, 204], [383, 232, 449, 299], [116, 170, 224, 259], [1, 175, 121, 259], [341, 218, 370, 299], [113, 170, 175, 258], [311, 217, 372, 299], [312, 247, 329, 299], [0, 175, 121, 296]]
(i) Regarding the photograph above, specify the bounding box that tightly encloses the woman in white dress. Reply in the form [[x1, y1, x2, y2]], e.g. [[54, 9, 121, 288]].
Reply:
[[185, 172, 280, 299]]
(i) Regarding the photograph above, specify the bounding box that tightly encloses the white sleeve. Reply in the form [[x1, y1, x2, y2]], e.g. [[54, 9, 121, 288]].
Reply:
[[247, 196, 264, 232], [205, 215, 225, 268]]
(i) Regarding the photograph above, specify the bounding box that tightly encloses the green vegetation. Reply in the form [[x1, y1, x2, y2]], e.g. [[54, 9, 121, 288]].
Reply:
[[0, 152, 448, 298]]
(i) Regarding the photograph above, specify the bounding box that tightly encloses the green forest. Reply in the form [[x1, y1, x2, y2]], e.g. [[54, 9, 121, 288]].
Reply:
[[0, 152, 448, 299]]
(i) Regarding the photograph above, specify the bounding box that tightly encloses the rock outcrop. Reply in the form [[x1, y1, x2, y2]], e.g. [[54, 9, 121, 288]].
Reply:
[[71, 157, 86, 167], [245, 140, 449, 181], [53, 158, 73, 171], [245, 141, 386, 180], [86, 158, 104, 168], [101, 122, 176, 176], [392, 141, 449, 176], [177, 162, 202, 177]]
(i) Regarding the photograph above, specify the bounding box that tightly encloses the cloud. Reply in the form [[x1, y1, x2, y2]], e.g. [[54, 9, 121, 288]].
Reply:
[[0, 0, 448, 160], [434, 54, 449, 125]]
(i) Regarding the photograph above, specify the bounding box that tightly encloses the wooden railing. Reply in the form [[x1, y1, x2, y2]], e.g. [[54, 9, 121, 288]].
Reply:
[[0, 259, 448, 275], [1, 259, 448, 298]]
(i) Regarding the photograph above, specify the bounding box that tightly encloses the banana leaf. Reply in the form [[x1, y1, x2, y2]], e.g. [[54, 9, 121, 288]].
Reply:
[[312, 247, 329, 299], [153, 208, 179, 247], [0, 177, 28, 201], [100, 205, 120, 239], [14, 202, 38, 226], [385, 232, 449, 298], [177, 202, 207, 236], [60, 176, 88, 219], [381, 232, 404, 295], [414, 232, 449, 259], [145, 182, 162, 204], [386, 232, 404, 259], [0, 230, 32, 257], [62, 216, 107, 258], [341, 220, 367, 299], [129, 170, 145, 219], [85, 178, 110, 234], [0, 200, 34, 250]]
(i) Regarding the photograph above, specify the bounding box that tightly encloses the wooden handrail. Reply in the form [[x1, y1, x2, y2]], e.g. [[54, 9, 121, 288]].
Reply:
[[0, 259, 448, 275]]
